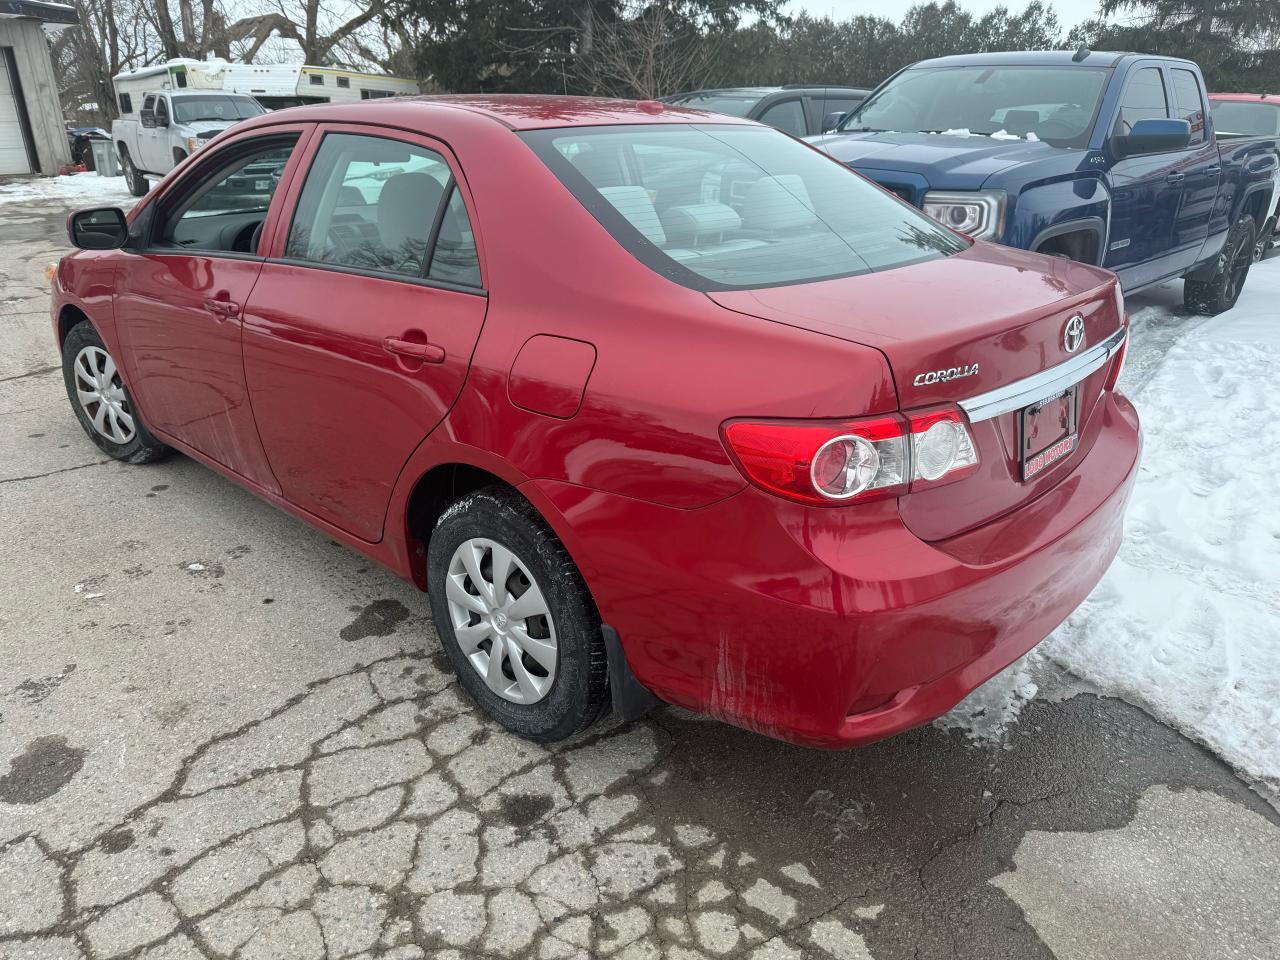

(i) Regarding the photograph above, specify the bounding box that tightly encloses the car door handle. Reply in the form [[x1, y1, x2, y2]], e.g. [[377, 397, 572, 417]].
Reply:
[[203, 298, 240, 318], [383, 336, 446, 364], [1204, 165, 1221, 176], [1165, 172, 1186, 183]]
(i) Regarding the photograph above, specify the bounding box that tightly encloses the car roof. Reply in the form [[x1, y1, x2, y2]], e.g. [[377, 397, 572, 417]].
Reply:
[[232, 94, 749, 132], [906, 50, 1193, 69], [1208, 92, 1279, 103]]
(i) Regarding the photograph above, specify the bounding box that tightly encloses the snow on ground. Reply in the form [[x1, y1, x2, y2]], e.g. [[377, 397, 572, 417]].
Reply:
[[1043, 258, 1280, 794], [0, 172, 136, 207]]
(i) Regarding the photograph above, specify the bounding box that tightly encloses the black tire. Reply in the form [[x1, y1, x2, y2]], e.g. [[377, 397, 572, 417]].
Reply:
[[119, 148, 148, 197], [61, 321, 169, 464], [427, 485, 608, 742], [1184, 215, 1256, 316]]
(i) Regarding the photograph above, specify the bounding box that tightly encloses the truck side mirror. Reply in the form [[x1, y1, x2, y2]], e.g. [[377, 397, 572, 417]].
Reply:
[[822, 111, 849, 133], [67, 207, 129, 250], [1115, 118, 1191, 159]]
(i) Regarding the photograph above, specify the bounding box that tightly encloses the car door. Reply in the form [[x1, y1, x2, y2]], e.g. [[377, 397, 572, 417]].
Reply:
[[1104, 64, 1185, 287], [138, 94, 161, 172], [149, 95, 172, 171], [113, 124, 314, 493], [242, 125, 489, 542], [1165, 66, 1220, 269]]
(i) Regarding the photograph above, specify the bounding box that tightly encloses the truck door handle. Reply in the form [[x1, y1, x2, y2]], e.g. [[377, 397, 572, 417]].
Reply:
[[1165, 172, 1186, 183], [1204, 165, 1221, 176], [203, 298, 240, 318], [383, 336, 446, 364]]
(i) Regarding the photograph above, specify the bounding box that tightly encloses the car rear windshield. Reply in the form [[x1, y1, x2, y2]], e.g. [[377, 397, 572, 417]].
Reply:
[[842, 65, 1111, 148], [1210, 100, 1280, 137], [174, 95, 265, 123], [521, 123, 967, 291]]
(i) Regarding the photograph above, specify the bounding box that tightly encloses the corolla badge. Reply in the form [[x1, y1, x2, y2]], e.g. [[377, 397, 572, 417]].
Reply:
[[912, 363, 980, 387], [1063, 314, 1086, 354]]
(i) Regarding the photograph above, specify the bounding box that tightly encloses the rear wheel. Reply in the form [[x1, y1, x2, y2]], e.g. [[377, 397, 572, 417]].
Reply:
[[119, 148, 148, 197], [1184, 215, 1256, 316], [61, 322, 168, 463], [427, 486, 607, 742], [1255, 215, 1277, 263]]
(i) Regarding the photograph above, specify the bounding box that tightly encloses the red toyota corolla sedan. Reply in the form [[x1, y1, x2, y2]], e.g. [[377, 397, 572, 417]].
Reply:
[[53, 96, 1139, 747]]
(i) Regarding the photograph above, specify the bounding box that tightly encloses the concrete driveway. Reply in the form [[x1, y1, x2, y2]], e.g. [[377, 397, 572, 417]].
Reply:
[[2, 183, 1277, 960]]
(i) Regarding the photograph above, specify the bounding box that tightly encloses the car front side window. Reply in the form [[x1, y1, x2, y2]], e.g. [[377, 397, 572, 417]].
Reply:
[[1114, 67, 1169, 137], [157, 138, 298, 255]]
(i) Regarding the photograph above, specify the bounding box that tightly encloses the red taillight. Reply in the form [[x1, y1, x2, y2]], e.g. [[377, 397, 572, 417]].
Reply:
[[1105, 333, 1128, 391], [906, 406, 980, 490], [722, 416, 907, 506], [722, 407, 978, 506]]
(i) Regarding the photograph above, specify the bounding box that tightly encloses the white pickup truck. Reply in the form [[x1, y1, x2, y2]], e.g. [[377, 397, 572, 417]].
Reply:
[[112, 89, 265, 195]]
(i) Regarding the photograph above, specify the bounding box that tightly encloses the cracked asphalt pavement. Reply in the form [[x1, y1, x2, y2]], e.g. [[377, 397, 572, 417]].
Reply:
[[3, 186, 1279, 960]]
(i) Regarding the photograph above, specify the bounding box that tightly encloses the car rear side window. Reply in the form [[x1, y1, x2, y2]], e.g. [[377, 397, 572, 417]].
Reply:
[[1211, 100, 1280, 137], [757, 99, 807, 136], [1170, 69, 1206, 145], [286, 132, 480, 286], [1115, 67, 1169, 136], [522, 123, 966, 291]]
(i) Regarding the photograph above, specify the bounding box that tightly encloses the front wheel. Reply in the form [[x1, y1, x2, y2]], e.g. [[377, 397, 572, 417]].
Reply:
[[1184, 215, 1256, 316], [119, 149, 148, 197], [61, 322, 169, 463], [427, 486, 608, 742]]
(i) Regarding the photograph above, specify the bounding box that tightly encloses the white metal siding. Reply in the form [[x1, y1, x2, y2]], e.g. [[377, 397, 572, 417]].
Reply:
[[0, 48, 32, 175]]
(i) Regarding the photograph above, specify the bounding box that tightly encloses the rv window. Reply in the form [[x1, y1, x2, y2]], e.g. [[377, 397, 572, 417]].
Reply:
[[310, 74, 324, 86], [175, 71, 187, 88], [119, 93, 133, 114], [337, 77, 350, 89]]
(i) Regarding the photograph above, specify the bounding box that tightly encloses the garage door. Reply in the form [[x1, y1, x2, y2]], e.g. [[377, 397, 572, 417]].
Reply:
[[0, 48, 33, 175]]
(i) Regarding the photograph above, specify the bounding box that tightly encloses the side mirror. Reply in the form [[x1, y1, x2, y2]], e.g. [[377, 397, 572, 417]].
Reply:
[[1115, 118, 1191, 159], [68, 207, 129, 250], [822, 111, 848, 133]]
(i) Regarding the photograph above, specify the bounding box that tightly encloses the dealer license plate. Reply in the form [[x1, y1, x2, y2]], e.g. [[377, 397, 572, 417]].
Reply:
[[1020, 386, 1078, 481]]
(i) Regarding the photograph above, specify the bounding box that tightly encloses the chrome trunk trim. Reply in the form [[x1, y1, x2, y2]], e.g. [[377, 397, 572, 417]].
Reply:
[[959, 327, 1126, 423]]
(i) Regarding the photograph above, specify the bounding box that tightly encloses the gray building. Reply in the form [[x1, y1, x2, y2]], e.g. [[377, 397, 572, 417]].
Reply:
[[1, 0, 76, 176]]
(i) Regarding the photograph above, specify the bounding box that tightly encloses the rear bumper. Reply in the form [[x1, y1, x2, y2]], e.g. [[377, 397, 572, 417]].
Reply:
[[531, 391, 1140, 748]]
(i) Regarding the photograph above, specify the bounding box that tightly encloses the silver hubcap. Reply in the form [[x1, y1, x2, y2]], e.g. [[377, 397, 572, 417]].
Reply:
[[73, 345, 136, 444], [446, 537, 557, 704]]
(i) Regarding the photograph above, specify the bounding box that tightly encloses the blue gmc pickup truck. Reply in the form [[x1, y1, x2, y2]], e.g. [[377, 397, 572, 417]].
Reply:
[[810, 50, 1280, 314]]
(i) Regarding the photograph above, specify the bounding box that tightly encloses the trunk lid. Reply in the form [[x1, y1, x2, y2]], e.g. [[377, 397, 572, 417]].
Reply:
[[709, 242, 1125, 541]]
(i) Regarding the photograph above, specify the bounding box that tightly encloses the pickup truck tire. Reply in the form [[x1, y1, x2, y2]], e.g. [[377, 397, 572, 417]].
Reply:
[[119, 148, 149, 198], [1184, 216, 1256, 316]]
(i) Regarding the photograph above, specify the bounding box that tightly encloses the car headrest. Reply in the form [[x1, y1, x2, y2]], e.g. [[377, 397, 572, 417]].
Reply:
[[599, 186, 666, 246], [336, 185, 365, 206], [377, 172, 444, 264], [660, 202, 741, 247], [570, 147, 623, 188], [1003, 110, 1039, 137], [741, 175, 816, 231]]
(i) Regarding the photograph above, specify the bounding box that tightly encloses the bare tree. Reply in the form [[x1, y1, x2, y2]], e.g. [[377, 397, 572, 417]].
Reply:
[[55, 0, 153, 122], [224, 0, 387, 64], [576, 2, 720, 99]]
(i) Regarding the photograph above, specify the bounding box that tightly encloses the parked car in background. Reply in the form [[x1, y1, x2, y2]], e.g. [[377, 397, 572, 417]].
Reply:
[[811, 50, 1280, 314], [55, 95, 1138, 749], [661, 85, 871, 136], [111, 88, 265, 196], [1209, 93, 1280, 259]]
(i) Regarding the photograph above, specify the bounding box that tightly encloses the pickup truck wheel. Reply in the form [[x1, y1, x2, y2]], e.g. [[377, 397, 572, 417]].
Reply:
[[1184, 215, 1256, 316], [1255, 216, 1276, 263], [427, 485, 608, 743], [119, 150, 149, 197]]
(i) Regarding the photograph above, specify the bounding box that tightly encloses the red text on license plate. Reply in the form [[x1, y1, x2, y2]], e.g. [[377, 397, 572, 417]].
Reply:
[[1023, 433, 1078, 479]]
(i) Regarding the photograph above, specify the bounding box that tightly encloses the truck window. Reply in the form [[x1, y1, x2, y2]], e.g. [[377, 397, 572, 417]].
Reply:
[[1170, 69, 1206, 145], [154, 97, 169, 126], [757, 99, 807, 137], [1211, 100, 1280, 137], [172, 95, 265, 124], [118, 93, 132, 114], [1114, 67, 1168, 136]]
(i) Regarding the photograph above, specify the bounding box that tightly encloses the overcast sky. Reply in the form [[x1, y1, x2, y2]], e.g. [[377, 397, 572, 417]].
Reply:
[[785, 0, 1105, 30]]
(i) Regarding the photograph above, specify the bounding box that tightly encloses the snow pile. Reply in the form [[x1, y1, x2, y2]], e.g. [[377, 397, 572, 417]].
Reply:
[[1045, 259, 1280, 793], [0, 173, 136, 208], [936, 652, 1040, 743], [988, 129, 1041, 142]]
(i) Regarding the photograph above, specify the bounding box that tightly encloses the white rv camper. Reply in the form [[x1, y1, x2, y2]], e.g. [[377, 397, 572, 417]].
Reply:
[[113, 59, 418, 112]]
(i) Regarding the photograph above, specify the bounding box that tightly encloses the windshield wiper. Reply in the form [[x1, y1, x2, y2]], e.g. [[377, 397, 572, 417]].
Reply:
[[845, 126, 887, 133]]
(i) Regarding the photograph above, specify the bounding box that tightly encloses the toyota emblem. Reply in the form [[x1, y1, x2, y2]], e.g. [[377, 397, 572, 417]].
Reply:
[[1063, 314, 1085, 354]]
